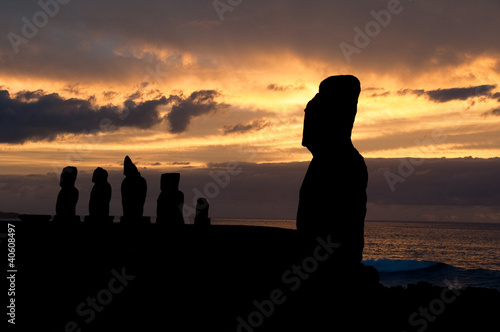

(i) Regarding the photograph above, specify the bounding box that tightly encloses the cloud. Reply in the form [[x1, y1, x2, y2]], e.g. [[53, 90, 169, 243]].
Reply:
[[364, 87, 385, 91], [426, 85, 497, 103], [127, 90, 143, 100], [102, 91, 119, 100], [267, 83, 306, 92], [62, 83, 84, 96], [1, 0, 500, 85], [398, 89, 426, 97], [126, 82, 156, 100], [482, 108, 500, 117], [166, 90, 229, 133], [369, 91, 390, 98], [0, 89, 161, 143], [0, 88, 228, 143], [493, 92, 500, 102], [398, 85, 497, 103], [223, 119, 271, 135]]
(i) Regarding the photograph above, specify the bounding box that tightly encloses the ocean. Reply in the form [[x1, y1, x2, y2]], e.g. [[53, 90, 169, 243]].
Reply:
[[211, 218, 500, 290]]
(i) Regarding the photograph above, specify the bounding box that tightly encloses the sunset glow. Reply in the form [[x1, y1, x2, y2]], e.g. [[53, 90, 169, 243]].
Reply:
[[1, 0, 500, 220]]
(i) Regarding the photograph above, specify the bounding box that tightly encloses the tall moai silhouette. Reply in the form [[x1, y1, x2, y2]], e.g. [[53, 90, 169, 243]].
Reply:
[[156, 173, 184, 226], [296, 75, 367, 265], [55, 166, 79, 222], [86, 167, 112, 223], [121, 156, 148, 223], [194, 197, 211, 227]]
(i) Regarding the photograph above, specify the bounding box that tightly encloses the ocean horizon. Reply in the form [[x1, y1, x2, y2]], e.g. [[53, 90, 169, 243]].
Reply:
[[212, 218, 500, 290]]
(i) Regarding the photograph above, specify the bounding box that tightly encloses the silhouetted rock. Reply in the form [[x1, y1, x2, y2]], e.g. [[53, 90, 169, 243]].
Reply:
[[194, 197, 211, 227], [54, 166, 80, 222], [296, 75, 367, 265], [156, 173, 184, 225], [16, 222, 499, 331], [120, 156, 148, 224]]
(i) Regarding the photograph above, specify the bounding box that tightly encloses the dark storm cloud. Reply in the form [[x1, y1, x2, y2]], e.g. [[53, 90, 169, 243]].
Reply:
[[166, 90, 229, 133], [426, 85, 497, 103], [0, 89, 161, 143], [0, 89, 227, 143], [121, 97, 167, 129], [223, 119, 271, 135], [2, 0, 500, 82], [493, 92, 500, 102], [398, 85, 497, 103]]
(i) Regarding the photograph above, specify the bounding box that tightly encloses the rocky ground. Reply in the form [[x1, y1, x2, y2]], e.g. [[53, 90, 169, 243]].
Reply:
[[7, 219, 500, 331]]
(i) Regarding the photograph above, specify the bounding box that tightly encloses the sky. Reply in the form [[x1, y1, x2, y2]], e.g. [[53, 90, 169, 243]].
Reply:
[[1, 0, 500, 222]]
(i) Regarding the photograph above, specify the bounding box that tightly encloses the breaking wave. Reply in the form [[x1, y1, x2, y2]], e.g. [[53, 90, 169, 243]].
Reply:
[[363, 258, 444, 273]]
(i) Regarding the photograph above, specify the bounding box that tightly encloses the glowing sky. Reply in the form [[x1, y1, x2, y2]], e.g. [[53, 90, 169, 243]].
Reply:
[[1, 0, 500, 220]]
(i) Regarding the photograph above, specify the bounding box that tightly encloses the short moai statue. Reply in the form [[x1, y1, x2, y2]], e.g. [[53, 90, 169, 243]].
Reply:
[[156, 173, 184, 226], [55, 166, 80, 222], [194, 198, 211, 227]]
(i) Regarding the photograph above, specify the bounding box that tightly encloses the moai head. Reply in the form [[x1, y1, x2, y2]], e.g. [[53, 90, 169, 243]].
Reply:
[[302, 75, 361, 156], [92, 167, 108, 184], [123, 156, 139, 176], [161, 173, 180, 192], [60, 166, 78, 188], [196, 197, 209, 211]]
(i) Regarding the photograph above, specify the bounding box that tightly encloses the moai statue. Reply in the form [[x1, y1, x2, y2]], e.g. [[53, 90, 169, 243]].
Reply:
[[296, 75, 367, 266], [156, 173, 184, 226], [194, 198, 211, 227], [55, 166, 80, 222], [121, 156, 148, 224], [86, 167, 113, 224]]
